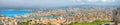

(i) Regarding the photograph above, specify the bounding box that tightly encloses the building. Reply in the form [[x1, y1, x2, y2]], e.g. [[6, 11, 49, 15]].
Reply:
[[0, 15, 4, 25], [112, 8, 120, 25]]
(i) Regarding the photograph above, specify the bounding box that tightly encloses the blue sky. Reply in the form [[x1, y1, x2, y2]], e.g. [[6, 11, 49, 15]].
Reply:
[[0, 0, 120, 8]]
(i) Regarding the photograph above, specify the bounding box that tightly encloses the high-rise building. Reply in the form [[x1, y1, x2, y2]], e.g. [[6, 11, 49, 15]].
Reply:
[[117, 8, 120, 23], [0, 15, 3, 24], [112, 8, 120, 25]]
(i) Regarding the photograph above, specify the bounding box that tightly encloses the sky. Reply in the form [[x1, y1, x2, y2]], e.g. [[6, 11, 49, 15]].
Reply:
[[0, 0, 120, 8]]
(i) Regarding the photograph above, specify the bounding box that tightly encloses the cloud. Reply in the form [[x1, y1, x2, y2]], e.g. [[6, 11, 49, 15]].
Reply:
[[0, 0, 73, 7], [0, 0, 119, 7]]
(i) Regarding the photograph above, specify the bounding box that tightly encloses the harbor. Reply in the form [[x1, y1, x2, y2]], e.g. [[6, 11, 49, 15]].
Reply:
[[0, 8, 116, 25]]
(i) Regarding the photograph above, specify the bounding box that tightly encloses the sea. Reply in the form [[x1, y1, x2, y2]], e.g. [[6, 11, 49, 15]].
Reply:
[[0, 8, 32, 18], [0, 8, 60, 18]]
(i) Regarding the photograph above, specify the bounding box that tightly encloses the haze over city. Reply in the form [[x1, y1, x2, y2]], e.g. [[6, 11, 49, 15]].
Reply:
[[0, 0, 120, 8]]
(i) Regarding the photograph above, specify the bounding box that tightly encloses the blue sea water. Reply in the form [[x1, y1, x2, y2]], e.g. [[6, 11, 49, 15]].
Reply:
[[0, 8, 60, 18], [0, 9, 31, 18]]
